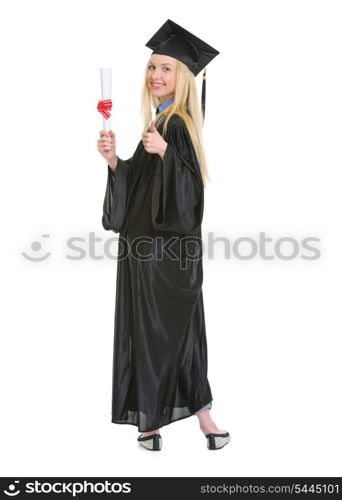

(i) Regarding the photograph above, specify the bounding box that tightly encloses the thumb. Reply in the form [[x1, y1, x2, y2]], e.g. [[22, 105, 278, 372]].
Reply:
[[150, 120, 158, 133]]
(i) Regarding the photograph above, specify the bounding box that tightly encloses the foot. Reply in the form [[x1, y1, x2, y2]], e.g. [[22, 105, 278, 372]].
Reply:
[[196, 409, 226, 435], [140, 429, 160, 438]]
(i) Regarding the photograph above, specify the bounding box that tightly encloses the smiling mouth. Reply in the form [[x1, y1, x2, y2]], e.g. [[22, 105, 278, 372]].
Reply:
[[151, 83, 165, 88]]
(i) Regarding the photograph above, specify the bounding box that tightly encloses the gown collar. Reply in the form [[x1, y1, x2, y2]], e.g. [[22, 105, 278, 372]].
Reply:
[[156, 96, 175, 114]]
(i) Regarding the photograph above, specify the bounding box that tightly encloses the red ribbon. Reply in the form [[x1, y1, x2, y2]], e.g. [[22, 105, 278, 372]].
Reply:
[[97, 99, 112, 120]]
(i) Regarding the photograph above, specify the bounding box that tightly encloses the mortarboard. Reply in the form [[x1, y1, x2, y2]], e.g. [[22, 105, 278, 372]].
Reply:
[[145, 19, 220, 120]]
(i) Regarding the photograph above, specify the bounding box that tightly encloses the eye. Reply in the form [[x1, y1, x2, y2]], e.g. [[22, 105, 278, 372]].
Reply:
[[148, 64, 155, 70], [163, 67, 171, 71]]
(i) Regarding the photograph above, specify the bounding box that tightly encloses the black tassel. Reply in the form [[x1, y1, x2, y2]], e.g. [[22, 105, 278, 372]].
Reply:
[[201, 68, 206, 122]]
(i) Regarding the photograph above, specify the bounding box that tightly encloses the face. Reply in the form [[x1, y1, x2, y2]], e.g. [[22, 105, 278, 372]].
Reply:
[[147, 54, 177, 103]]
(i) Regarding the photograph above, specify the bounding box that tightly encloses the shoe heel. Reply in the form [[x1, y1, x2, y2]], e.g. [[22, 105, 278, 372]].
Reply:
[[153, 434, 162, 451], [207, 434, 216, 450], [137, 433, 162, 451], [205, 432, 231, 450]]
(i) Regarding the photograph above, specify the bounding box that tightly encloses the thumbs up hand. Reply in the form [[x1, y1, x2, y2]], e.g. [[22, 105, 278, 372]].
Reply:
[[141, 120, 168, 159]]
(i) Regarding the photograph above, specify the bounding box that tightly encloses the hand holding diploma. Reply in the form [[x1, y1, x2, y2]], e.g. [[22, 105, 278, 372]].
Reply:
[[97, 130, 117, 171]]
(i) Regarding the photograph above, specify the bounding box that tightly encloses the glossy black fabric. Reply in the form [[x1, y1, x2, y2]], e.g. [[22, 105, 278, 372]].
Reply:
[[102, 114, 213, 432]]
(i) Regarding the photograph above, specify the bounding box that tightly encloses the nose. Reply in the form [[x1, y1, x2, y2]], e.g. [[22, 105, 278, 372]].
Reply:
[[150, 68, 163, 80]]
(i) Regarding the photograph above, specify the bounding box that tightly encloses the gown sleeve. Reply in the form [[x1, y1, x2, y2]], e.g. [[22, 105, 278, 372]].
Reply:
[[102, 156, 132, 232], [151, 122, 204, 235]]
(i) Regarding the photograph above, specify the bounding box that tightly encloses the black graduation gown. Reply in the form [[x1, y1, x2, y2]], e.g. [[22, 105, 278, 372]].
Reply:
[[102, 114, 213, 432]]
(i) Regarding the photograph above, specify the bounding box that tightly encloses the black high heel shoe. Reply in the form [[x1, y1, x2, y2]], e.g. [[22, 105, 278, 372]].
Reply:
[[205, 431, 231, 450], [137, 433, 162, 451]]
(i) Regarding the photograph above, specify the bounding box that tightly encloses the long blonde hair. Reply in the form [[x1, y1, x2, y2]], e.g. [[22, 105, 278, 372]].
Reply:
[[140, 58, 210, 188]]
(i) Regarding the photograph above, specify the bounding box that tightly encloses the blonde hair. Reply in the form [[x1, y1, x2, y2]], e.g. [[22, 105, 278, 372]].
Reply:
[[140, 58, 211, 188]]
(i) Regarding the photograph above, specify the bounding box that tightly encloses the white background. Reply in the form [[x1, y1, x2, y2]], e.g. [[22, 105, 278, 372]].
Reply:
[[0, 0, 341, 477]]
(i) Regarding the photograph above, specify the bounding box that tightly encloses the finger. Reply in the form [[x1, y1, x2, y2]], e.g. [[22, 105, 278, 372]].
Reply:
[[98, 138, 112, 145]]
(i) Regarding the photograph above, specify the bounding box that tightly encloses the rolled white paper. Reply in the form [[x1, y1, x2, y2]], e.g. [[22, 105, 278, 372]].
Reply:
[[100, 67, 112, 131]]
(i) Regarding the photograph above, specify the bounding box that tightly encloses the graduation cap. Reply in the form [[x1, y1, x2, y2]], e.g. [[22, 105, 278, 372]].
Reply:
[[145, 19, 220, 120]]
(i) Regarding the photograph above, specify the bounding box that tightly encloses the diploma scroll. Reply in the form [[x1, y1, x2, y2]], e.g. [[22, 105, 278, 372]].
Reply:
[[98, 68, 112, 131]]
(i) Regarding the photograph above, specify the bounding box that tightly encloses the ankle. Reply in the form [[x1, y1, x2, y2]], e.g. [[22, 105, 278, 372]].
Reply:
[[199, 421, 219, 434], [142, 429, 160, 436]]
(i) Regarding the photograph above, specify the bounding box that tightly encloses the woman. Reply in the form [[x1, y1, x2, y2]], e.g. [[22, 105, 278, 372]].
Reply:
[[97, 19, 230, 451]]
